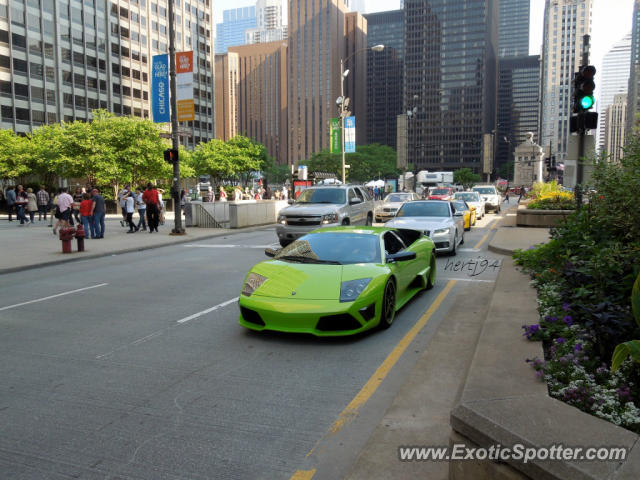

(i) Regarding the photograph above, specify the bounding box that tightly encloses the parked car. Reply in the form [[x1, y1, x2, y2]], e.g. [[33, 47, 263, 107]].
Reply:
[[472, 185, 502, 213], [374, 192, 420, 223], [428, 187, 455, 201], [450, 200, 476, 230], [386, 200, 465, 255], [276, 185, 375, 247], [239, 226, 437, 336], [453, 191, 485, 219]]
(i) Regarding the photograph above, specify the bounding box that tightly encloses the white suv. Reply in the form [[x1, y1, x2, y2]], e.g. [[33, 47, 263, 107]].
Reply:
[[276, 185, 375, 247], [472, 185, 502, 213]]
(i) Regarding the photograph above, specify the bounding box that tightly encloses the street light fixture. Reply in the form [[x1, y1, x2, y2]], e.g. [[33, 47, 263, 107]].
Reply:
[[339, 44, 384, 184]]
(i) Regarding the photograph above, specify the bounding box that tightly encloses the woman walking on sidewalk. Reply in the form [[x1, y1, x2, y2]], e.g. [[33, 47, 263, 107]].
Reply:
[[26, 188, 38, 223], [135, 187, 147, 231], [125, 192, 139, 233]]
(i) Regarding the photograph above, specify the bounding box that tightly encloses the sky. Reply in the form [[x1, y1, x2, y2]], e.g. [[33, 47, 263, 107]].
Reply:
[[214, 0, 635, 86]]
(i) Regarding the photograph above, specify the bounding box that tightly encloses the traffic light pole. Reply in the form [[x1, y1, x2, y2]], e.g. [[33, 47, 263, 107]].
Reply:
[[168, 0, 184, 234], [575, 35, 590, 209]]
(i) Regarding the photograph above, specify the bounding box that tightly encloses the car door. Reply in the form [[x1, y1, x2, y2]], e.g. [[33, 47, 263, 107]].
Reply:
[[450, 202, 464, 237], [349, 187, 365, 224], [384, 231, 412, 292]]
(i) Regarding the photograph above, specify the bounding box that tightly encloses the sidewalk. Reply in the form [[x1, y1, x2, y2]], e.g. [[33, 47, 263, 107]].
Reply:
[[0, 212, 235, 274], [347, 204, 550, 480]]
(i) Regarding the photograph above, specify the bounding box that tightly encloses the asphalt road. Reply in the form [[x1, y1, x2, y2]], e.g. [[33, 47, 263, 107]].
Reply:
[[0, 210, 506, 480]]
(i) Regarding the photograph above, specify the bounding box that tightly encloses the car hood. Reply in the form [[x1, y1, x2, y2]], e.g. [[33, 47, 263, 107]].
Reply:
[[280, 203, 342, 216], [386, 216, 453, 230], [247, 262, 384, 300], [378, 202, 404, 210]]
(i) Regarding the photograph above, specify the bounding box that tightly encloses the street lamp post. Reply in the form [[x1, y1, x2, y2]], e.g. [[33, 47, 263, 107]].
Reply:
[[339, 44, 384, 184], [406, 95, 419, 191]]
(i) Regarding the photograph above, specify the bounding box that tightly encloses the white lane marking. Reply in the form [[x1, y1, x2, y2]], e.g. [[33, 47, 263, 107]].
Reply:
[[183, 244, 272, 249], [439, 277, 496, 283], [0, 283, 109, 312], [96, 297, 240, 359], [458, 248, 481, 252], [177, 297, 240, 324]]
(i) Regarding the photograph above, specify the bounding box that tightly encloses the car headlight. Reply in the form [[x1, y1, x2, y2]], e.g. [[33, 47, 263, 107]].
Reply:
[[277, 215, 287, 225], [340, 278, 372, 303], [321, 213, 338, 224], [242, 273, 268, 296], [433, 227, 451, 235]]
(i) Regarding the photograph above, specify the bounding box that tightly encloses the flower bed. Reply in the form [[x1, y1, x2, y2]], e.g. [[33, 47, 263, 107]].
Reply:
[[513, 149, 640, 434]]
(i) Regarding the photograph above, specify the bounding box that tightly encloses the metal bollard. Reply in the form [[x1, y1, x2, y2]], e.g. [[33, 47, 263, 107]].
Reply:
[[75, 223, 86, 252], [59, 227, 76, 254]]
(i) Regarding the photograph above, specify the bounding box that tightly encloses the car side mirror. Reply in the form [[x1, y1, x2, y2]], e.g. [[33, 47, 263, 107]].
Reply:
[[387, 251, 417, 263], [454, 212, 464, 217], [265, 247, 279, 257], [349, 198, 362, 205]]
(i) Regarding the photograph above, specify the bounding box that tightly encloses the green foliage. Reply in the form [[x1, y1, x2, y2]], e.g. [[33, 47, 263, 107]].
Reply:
[[262, 157, 291, 185], [305, 144, 399, 183], [191, 135, 266, 183], [0, 130, 31, 180], [612, 274, 640, 372], [453, 168, 481, 189], [530, 180, 564, 198]]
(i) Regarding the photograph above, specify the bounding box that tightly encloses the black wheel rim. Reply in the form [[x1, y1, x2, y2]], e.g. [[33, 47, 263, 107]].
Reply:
[[383, 281, 396, 325]]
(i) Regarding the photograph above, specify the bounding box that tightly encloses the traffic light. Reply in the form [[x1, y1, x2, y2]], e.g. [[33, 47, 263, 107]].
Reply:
[[572, 65, 596, 113], [551, 155, 556, 170], [164, 148, 178, 164], [545, 157, 551, 169]]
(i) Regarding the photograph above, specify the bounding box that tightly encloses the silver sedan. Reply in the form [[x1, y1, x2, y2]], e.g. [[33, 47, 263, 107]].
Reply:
[[385, 200, 465, 255]]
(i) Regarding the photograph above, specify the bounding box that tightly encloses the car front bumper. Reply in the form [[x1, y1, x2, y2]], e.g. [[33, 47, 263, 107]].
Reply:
[[276, 222, 341, 242], [238, 291, 381, 336]]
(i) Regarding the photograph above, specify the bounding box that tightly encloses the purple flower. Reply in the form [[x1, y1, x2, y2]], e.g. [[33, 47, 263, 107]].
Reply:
[[527, 246, 536, 250], [563, 315, 574, 326], [522, 324, 540, 339], [545, 315, 558, 323], [535, 370, 544, 379], [562, 302, 571, 311], [555, 337, 566, 344], [574, 343, 583, 352]]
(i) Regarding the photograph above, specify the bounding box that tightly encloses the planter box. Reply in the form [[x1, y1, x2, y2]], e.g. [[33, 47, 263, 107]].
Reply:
[[516, 207, 574, 227]]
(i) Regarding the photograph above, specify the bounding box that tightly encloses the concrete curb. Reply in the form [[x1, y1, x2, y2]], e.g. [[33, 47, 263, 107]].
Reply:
[[0, 224, 276, 275]]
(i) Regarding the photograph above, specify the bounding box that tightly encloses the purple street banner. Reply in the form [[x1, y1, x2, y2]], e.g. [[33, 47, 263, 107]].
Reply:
[[152, 54, 170, 123]]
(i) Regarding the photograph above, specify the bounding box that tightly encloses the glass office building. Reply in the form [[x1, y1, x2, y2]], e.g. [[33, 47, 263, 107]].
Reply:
[[214, 6, 256, 54], [498, 0, 530, 58]]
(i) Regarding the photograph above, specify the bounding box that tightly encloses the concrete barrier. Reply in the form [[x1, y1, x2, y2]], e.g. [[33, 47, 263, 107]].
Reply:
[[185, 200, 288, 228], [516, 207, 574, 227]]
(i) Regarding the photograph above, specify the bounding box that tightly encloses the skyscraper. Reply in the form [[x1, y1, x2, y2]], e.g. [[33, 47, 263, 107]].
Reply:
[[244, 0, 287, 45], [627, 0, 640, 137], [0, 0, 215, 146], [344, 12, 368, 146], [215, 6, 257, 54], [287, 0, 347, 165], [539, 0, 593, 162], [403, 0, 498, 173], [597, 33, 630, 153], [604, 93, 627, 162], [498, 0, 530, 58], [363, 9, 403, 148]]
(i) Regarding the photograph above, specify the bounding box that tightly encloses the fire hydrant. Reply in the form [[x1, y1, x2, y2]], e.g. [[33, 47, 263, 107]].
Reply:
[[59, 227, 76, 254], [75, 223, 86, 252]]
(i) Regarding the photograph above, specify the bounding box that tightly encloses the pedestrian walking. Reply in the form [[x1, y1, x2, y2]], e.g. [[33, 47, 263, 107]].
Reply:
[[142, 183, 160, 233], [219, 186, 227, 202], [281, 186, 288, 201], [157, 188, 165, 225], [91, 189, 106, 238], [55, 187, 74, 231], [79, 192, 96, 239], [518, 185, 525, 203], [15, 185, 29, 225], [234, 186, 242, 201], [117, 186, 130, 227], [125, 192, 139, 233], [504, 186, 510, 203], [135, 187, 147, 231], [6, 186, 16, 221], [26, 188, 38, 223], [180, 189, 187, 215], [36, 185, 50, 221], [49, 189, 59, 228]]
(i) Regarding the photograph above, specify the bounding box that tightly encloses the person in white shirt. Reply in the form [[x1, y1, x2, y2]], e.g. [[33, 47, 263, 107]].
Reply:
[[281, 187, 288, 201], [135, 188, 147, 231], [157, 188, 165, 225], [125, 192, 139, 233]]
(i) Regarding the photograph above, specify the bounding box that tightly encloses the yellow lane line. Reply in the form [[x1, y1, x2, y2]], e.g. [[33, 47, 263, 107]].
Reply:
[[328, 279, 457, 436], [474, 218, 501, 249], [290, 469, 316, 480]]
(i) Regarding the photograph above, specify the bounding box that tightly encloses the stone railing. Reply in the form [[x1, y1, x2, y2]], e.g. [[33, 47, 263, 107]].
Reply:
[[185, 200, 289, 229], [516, 205, 574, 227]]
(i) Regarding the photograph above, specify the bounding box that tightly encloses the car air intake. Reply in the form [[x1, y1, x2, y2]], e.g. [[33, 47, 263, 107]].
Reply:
[[240, 306, 265, 326], [359, 303, 376, 322], [316, 314, 362, 331]]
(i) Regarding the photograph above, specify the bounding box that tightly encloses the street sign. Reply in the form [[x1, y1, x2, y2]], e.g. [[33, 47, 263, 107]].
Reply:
[[345, 116, 356, 153], [176, 51, 195, 122], [151, 54, 170, 123]]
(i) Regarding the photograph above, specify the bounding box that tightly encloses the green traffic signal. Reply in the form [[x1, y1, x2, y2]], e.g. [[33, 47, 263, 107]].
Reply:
[[580, 95, 594, 110]]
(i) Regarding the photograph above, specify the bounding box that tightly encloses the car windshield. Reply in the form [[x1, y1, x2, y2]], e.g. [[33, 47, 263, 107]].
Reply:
[[451, 201, 468, 212], [454, 192, 480, 202], [397, 202, 450, 217], [473, 187, 496, 195], [296, 188, 346, 204], [385, 194, 410, 203], [431, 189, 451, 195], [275, 232, 381, 264]]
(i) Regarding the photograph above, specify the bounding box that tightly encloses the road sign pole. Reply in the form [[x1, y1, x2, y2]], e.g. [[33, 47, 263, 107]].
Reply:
[[168, 0, 184, 234]]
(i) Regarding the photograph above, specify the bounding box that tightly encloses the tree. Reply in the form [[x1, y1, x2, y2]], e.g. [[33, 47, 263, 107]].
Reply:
[[262, 157, 291, 185], [453, 168, 482, 189], [191, 135, 267, 184], [305, 144, 399, 183], [0, 130, 31, 182]]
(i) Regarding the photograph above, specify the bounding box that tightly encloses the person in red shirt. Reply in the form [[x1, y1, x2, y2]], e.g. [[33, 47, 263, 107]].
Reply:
[[142, 183, 160, 233], [79, 193, 96, 239]]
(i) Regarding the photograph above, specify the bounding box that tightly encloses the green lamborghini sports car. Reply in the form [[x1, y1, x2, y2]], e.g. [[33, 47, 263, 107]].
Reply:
[[238, 226, 437, 336]]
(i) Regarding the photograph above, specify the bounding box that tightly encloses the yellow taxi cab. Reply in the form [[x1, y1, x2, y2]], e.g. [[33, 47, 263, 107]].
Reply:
[[451, 200, 476, 230]]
